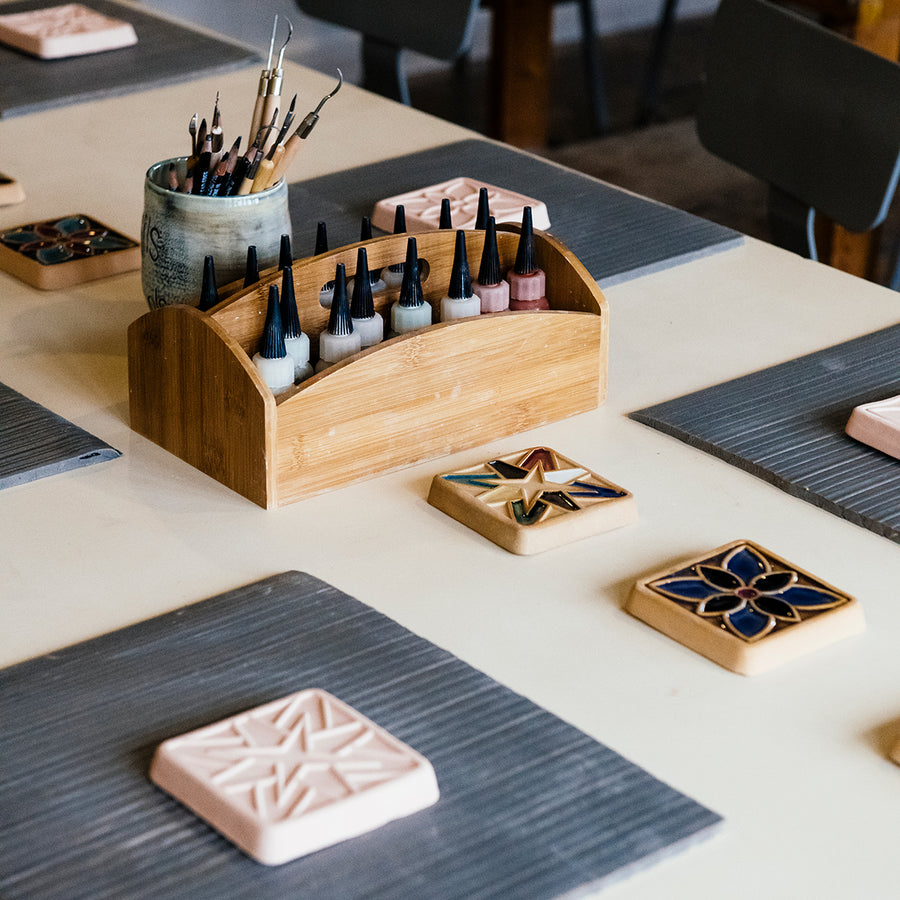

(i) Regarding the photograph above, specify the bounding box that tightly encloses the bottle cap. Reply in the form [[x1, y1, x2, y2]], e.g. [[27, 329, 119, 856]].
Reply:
[[198, 254, 219, 311], [243, 245, 259, 288], [278, 233, 293, 270], [327, 263, 354, 335], [514, 206, 537, 275], [260, 284, 287, 358], [351, 247, 375, 319], [439, 198, 452, 230], [448, 230, 472, 299], [475, 187, 490, 230], [314, 221, 328, 256], [478, 216, 502, 286], [280, 266, 302, 339], [398, 237, 424, 308]]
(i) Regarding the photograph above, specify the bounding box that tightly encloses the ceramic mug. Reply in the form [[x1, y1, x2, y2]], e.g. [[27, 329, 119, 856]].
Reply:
[[141, 157, 291, 309]]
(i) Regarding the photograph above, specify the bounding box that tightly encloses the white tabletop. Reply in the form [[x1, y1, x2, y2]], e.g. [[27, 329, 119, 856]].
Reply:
[[2, 56, 899, 900]]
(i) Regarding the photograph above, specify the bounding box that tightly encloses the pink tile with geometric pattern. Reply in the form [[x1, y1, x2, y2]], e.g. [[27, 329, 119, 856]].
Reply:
[[150, 689, 439, 865]]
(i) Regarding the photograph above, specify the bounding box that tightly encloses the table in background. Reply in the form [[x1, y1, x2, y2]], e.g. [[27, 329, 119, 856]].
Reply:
[[1, 55, 899, 900]]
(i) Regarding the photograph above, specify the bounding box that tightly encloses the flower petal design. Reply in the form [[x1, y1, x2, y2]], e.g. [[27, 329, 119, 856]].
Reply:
[[752, 570, 796, 593], [652, 577, 723, 601], [778, 585, 846, 609], [35, 245, 73, 265], [54, 216, 90, 235], [723, 545, 768, 583], [697, 565, 743, 591], [696, 594, 744, 615], [725, 605, 773, 640], [752, 596, 801, 621]]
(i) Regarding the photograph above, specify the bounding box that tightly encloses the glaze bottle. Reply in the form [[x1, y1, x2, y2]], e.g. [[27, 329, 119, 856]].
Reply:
[[316, 263, 361, 371], [252, 284, 294, 394], [279, 266, 313, 382], [390, 237, 432, 334], [440, 230, 481, 321], [473, 217, 510, 313], [507, 206, 549, 311], [350, 246, 385, 348]]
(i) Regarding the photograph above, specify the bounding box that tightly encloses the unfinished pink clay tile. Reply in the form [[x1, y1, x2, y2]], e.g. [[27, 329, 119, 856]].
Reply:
[[0, 3, 137, 59], [372, 177, 550, 233], [845, 394, 900, 460], [150, 688, 439, 865]]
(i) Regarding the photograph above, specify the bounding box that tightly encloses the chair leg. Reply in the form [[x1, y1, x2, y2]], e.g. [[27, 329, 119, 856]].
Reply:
[[636, 0, 680, 126], [767, 185, 818, 261], [576, 0, 610, 134], [361, 35, 410, 106]]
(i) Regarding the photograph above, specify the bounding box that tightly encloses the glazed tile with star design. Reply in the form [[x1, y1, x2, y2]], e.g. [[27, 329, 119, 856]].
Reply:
[[626, 539, 864, 675], [427, 447, 636, 555]]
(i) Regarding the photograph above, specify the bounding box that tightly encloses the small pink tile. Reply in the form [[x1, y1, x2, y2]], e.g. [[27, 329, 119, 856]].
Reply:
[[150, 689, 439, 865], [846, 395, 900, 460], [0, 3, 137, 59], [372, 177, 550, 233]]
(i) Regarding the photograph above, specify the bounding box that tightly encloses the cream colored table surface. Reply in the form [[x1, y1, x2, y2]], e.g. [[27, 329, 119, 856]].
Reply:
[[2, 59, 899, 900]]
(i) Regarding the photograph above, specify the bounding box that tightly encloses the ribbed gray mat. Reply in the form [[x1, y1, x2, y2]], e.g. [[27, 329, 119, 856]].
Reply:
[[0, 381, 120, 488], [1, 571, 722, 899], [630, 324, 900, 543], [0, 0, 260, 118], [288, 140, 742, 287]]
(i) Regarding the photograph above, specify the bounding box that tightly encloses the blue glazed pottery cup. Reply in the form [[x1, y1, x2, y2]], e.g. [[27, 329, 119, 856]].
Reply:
[[141, 157, 291, 309]]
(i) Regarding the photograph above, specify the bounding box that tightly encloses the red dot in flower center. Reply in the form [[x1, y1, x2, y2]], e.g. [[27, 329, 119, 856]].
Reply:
[[735, 587, 759, 601]]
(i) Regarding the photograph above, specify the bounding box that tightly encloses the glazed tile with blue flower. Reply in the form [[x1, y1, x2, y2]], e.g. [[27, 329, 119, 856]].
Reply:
[[427, 447, 637, 555], [627, 540, 864, 675], [0, 214, 139, 289]]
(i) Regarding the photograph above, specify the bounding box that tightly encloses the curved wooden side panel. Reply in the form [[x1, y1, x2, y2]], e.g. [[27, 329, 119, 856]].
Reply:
[[272, 310, 606, 506], [128, 305, 275, 507]]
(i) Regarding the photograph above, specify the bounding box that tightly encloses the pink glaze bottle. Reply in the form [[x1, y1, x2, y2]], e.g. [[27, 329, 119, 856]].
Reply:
[[472, 216, 509, 313], [507, 206, 549, 311]]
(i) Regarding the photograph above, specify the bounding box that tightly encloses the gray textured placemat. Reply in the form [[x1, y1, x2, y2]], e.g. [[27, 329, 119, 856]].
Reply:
[[630, 324, 900, 543], [288, 140, 742, 287], [0, 0, 261, 118], [1, 571, 722, 899], [0, 381, 120, 488]]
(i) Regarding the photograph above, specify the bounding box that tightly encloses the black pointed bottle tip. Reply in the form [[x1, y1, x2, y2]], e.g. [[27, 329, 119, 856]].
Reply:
[[327, 263, 353, 335], [439, 198, 452, 229], [314, 221, 328, 256], [243, 245, 259, 288], [392, 204, 407, 234], [398, 237, 424, 308], [514, 206, 537, 275], [279, 233, 292, 270], [359, 216, 373, 241], [448, 230, 472, 299], [280, 266, 301, 338], [475, 187, 490, 229], [198, 254, 218, 311], [261, 284, 286, 358], [351, 247, 375, 319], [478, 216, 502, 286]]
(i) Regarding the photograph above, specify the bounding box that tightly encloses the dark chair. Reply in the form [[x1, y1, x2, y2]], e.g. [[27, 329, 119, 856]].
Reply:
[[293, 0, 481, 105], [696, 0, 900, 267]]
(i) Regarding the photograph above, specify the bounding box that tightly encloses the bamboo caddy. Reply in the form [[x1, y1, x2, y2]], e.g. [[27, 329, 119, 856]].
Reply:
[[128, 226, 609, 508]]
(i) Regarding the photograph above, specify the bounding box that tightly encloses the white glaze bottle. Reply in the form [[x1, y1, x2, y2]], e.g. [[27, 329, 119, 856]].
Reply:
[[315, 220, 336, 308], [279, 266, 313, 382], [440, 230, 481, 321], [252, 284, 294, 394], [350, 246, 385, 348], [390, 237, 432, 334], [316, 263, 361, 372]]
